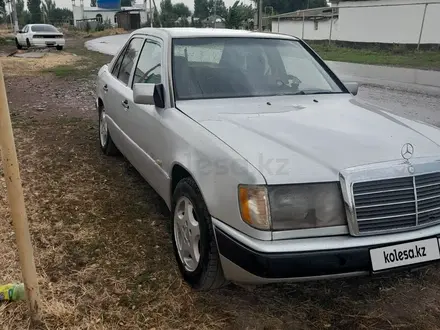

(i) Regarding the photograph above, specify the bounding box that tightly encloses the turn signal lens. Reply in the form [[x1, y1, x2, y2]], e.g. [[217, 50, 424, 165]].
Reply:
[[238, 185, 271, 230]]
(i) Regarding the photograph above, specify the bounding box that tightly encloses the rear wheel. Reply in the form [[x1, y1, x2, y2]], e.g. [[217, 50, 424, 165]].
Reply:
[[171, 177, 228, 291], [15, 38, 22, 50], [99, 106, 119, 156], [56, 45, 63, 51]]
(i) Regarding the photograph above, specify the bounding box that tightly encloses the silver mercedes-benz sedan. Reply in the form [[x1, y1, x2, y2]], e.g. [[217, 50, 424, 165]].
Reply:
[[96, 27, 440, 290]]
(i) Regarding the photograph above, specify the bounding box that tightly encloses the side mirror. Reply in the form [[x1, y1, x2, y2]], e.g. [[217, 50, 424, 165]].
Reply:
[[133, 83, 165, 108], [344, 81, 359, 96], [18, 30, 23, 33]]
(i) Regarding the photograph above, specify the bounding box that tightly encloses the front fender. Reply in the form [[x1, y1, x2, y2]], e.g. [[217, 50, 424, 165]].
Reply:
[[164, 109, 271, 241]]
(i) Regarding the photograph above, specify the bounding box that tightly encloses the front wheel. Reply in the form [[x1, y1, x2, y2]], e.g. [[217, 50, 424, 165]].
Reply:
[[98, 106, 119, 156], [26, 38, 31, 48], [15, 38, 22, 50], [171, 177, 228, 291], [56, 45, 63, 51]]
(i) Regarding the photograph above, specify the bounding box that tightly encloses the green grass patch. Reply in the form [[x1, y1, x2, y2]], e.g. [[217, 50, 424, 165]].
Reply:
[[44, 64, 78, 77], [309, 43, 440, 70]]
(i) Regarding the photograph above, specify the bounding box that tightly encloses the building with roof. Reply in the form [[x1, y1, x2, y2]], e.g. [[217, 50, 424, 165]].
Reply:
[[72, 0, 149, 28], [271, 0, 440, 45]]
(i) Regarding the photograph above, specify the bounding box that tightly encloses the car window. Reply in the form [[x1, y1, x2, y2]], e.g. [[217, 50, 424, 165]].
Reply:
[[111, 47, 126, 77], [174, 41, 222, 64], [23, 25, 28, 33], [30, 24, 58, 32], [172, 37, 344, 100], [116, 38, 143, 86], [132, 40, 162, 87]]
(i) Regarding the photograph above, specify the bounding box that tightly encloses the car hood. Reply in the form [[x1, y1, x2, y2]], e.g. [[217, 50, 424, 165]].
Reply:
[[176, 94, 440, 184]]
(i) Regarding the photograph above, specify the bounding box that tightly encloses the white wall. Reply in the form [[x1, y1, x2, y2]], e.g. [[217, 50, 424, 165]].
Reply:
[[272, 0, 440, 44], [73, 6, 148, 27], [273, 19, 336, 40], [420, 3, 440, 43]]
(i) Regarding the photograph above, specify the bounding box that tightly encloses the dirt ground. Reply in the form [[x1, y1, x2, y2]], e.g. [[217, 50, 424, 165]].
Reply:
[[2, 38, 440, 330]]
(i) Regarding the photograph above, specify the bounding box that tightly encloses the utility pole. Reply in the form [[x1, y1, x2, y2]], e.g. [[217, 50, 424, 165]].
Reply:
[[11, 0, 19, 33], [149, 0, 153, 27], [213, 0, 216, 28], [258, 0, 263, 31]]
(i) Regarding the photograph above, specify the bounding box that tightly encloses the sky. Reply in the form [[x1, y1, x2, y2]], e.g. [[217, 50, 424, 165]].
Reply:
[[56, 0, 254, 11]]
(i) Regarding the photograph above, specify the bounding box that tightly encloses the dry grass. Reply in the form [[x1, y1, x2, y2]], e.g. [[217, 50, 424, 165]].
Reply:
[[1, 51, 83, 77], [64, 28, 127, 39], [2, 38, 440, 330]]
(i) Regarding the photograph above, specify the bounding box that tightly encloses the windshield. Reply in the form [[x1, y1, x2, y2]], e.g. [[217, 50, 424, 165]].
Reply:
[[31, 24, 59, 32], [172, 37, 344, 100]]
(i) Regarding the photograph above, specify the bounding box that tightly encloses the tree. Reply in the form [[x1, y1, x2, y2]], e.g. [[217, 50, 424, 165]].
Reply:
[[0, 0, 5, 23], [90, 0, 96, 6], [208, 0, 227, 18], [225, 0, 253, 29], [27, 0, 42, 23], [251, 0, 327, 15], [52, 8, 73, 23], [41, 0, 56, 23], [194, 0, 209, 19], [160, 0, 176, 26], [173, 2, 191, 18], [121, 0, 132, 6], [16, 0, 30, 26]]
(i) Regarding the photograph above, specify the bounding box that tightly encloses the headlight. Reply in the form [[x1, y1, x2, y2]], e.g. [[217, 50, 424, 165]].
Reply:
[[238, 185, 271, 230], [268, 183, 346, 230]]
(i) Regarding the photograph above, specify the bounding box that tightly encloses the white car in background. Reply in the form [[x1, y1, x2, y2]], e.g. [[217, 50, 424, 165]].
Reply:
[[15, 24, 65, 50]]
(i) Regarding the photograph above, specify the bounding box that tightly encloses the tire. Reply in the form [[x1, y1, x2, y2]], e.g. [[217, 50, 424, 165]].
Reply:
[[15, 38, 22, 50], [26, 39, 31, 48], [56, 45, 63, 51], [171, 177, 228, 291], [98, 106, 119, 156]]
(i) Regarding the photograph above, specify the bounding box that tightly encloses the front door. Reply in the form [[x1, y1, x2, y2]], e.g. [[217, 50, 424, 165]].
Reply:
[[125, 37, 169, 198], [17, 25, 28, 44]]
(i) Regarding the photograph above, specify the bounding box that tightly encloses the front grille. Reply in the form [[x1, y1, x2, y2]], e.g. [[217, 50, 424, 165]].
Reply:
[[353, 172, 440, 234]]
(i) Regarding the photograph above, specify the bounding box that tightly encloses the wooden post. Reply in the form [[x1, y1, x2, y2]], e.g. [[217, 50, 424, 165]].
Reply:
[[0, 63, 42, 321]]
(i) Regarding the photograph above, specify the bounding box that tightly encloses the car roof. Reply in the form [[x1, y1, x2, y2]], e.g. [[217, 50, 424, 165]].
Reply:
[[132, 27, 298, 40], [29, 24, 56, 27]]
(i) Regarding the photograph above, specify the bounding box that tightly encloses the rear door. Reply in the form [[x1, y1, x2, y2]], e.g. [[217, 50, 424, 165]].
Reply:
[[103, 36, 144, 155]]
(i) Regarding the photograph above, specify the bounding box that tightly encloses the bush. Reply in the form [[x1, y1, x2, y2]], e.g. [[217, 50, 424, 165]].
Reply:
[[95, 23, 105, 31]]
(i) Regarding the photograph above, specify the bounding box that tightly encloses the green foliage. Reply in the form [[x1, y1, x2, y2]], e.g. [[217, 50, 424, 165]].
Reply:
[[208, 0, 227, 18], [27, 0, 42, 23], [96, 17, 113, 30], [251, 0, 328, 15], [173, 2, 191, 18], [159, 0, 191, 27], [121, 0, 132, 6], [193, 0, 228, 20], [0, 0, 5, 23], [309, 42, 440, 70], [194, 0, 209, 19], [225, 0, 253, 29]]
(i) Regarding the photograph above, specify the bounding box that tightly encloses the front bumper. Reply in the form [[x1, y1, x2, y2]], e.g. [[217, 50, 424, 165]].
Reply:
[[213, 219, 440, 284]]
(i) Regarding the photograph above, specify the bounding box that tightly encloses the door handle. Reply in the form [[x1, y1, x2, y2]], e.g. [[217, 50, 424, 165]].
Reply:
[[121, 99, 129, 110], [103, 84, 108, 92]]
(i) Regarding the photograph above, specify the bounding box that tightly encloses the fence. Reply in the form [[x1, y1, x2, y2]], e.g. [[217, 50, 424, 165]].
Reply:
[[270, 1, 440, 49]]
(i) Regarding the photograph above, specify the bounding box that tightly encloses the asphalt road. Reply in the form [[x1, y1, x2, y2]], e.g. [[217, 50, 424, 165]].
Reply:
[[86, 34, 440, 127]]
